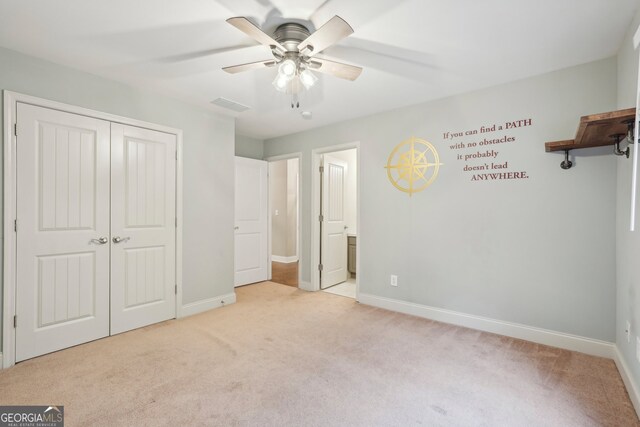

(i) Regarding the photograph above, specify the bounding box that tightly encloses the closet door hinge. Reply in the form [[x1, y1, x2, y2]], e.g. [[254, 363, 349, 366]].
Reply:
[[319, 214, 323, 222], [14, 123, 17, 136], [318, 264, 323, 272], [319, 165, 324, 173], [175, 284, 178, 295], [175, 150, 178, 160], [14, 219, 17, 232], [175, 217, 177, 227], [13, 315, 17, 328]]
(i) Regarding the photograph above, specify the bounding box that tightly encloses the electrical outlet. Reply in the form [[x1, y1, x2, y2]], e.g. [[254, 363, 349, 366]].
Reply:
[[390, 275, 398, 287], [627, 321, 632, 343]]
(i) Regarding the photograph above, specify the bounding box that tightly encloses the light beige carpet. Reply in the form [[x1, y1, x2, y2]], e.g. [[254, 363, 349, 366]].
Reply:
[[0, 281, 638, 426]]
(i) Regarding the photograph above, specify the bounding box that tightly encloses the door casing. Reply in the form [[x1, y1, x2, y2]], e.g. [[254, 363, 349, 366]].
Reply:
[[2, 91, 184, 368]]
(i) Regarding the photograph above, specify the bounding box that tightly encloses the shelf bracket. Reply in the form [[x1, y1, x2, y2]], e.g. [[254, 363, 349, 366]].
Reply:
[[623, 118, 636, 144], [545, 108, 636, 170], [612, 133, 630, 158], [560, 150, 573, 170]]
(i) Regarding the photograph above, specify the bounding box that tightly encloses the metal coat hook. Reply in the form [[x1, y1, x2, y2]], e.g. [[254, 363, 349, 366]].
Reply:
[[560, 150, 573, 169], [612, 133, 630, 158]]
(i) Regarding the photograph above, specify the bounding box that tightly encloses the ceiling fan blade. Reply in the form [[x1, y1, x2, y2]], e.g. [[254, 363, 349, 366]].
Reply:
[[226, 17, 286, 52], [308, 57, 362, 81], [323, 44, 440, 83], [223, 60, 276, 74], [158, 45, 255, 63], [298, 15, 353, 56]]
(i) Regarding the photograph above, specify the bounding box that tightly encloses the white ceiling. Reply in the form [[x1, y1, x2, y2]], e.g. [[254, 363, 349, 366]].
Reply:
[[0, 0, 637, 139]]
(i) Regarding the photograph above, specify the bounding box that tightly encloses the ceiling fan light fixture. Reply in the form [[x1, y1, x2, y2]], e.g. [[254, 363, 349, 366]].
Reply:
[[272, 73, 291, 92], [299, 69, 318, 89], [223, 15, 360, 107], [278, 59, 297, 78]]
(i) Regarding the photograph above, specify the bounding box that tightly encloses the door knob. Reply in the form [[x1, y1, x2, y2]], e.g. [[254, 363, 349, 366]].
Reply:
[[91, 237, 108, 245], [112, 236, 131, 244]]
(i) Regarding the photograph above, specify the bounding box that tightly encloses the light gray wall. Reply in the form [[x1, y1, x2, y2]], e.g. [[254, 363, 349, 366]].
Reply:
[[270, 160, 288, 257], [616, 8, 640, 394], [236, 134, 264, 160], [0, 47, 236, 350], [265, 58, 618, 341]]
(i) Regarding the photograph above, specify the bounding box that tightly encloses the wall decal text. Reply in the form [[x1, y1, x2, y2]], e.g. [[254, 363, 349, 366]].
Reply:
[[444, 118, 533, 182]]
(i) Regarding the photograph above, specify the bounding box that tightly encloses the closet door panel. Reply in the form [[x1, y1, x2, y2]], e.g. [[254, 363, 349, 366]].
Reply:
[[110, 123, 177, 334], [15, 103, 111, 362]]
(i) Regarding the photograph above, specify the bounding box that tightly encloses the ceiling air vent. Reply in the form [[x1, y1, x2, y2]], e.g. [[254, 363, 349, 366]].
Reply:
[[210, 97, 250, 113]]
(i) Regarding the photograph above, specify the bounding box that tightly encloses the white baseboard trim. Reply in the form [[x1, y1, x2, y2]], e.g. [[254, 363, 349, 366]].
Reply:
[[180, 292, 236, 318], [299, 281, 313, 292], [613, 346, 640, 418], [358, 293, 615, 358], [271, 255, 298, 263]]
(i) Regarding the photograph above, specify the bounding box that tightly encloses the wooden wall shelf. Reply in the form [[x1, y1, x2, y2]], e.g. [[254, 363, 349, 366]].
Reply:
[[545, 108, 636, 152]]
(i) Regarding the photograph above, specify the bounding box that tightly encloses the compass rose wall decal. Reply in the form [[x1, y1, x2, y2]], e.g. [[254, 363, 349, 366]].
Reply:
[[385, 137, 443, 196]]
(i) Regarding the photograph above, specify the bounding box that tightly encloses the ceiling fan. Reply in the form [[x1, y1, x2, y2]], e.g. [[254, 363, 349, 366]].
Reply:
[[222, 15, 363, 108]]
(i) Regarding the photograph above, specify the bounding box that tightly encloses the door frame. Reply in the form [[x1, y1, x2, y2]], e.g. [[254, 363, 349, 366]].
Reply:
[[311, 142, 360, 297], [264, 152, 302, 288], [2, 91, 184, 368], [631, 24, 640, 231]]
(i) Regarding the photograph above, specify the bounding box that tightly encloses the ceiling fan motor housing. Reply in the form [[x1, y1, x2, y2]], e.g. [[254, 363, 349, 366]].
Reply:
[[274, 23, 311, 53]]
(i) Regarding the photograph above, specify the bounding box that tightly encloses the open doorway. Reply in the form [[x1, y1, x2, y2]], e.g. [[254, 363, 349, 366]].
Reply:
[[317, 148, 358, 299], [268, 157, 300, 287]]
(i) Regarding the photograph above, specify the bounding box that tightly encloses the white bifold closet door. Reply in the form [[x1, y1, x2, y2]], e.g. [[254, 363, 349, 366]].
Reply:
[[15, 103, 111, 362], [15, 104, 177, 362], [110, 124, 177, 335]]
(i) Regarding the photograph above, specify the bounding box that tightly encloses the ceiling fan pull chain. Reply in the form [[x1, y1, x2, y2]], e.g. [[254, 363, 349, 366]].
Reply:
[[291, 93, 300, 109]]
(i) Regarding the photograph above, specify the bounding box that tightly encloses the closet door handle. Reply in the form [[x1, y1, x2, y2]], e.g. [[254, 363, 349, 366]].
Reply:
[[112, 236, 131, 244], [91, 237, 109, 245]]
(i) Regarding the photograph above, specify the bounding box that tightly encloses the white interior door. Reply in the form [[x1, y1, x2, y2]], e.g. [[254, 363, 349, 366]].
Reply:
[[15, 103, 111, 362], [320, 154, 348, 289], [235, 157, 268, 287], [110, 123, 177, 335]]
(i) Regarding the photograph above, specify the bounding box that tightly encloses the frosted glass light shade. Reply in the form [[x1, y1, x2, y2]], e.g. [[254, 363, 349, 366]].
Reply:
[[272, 73, 290, 92], [299, 69, 318, 89], [279, 59, 297, 77]]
